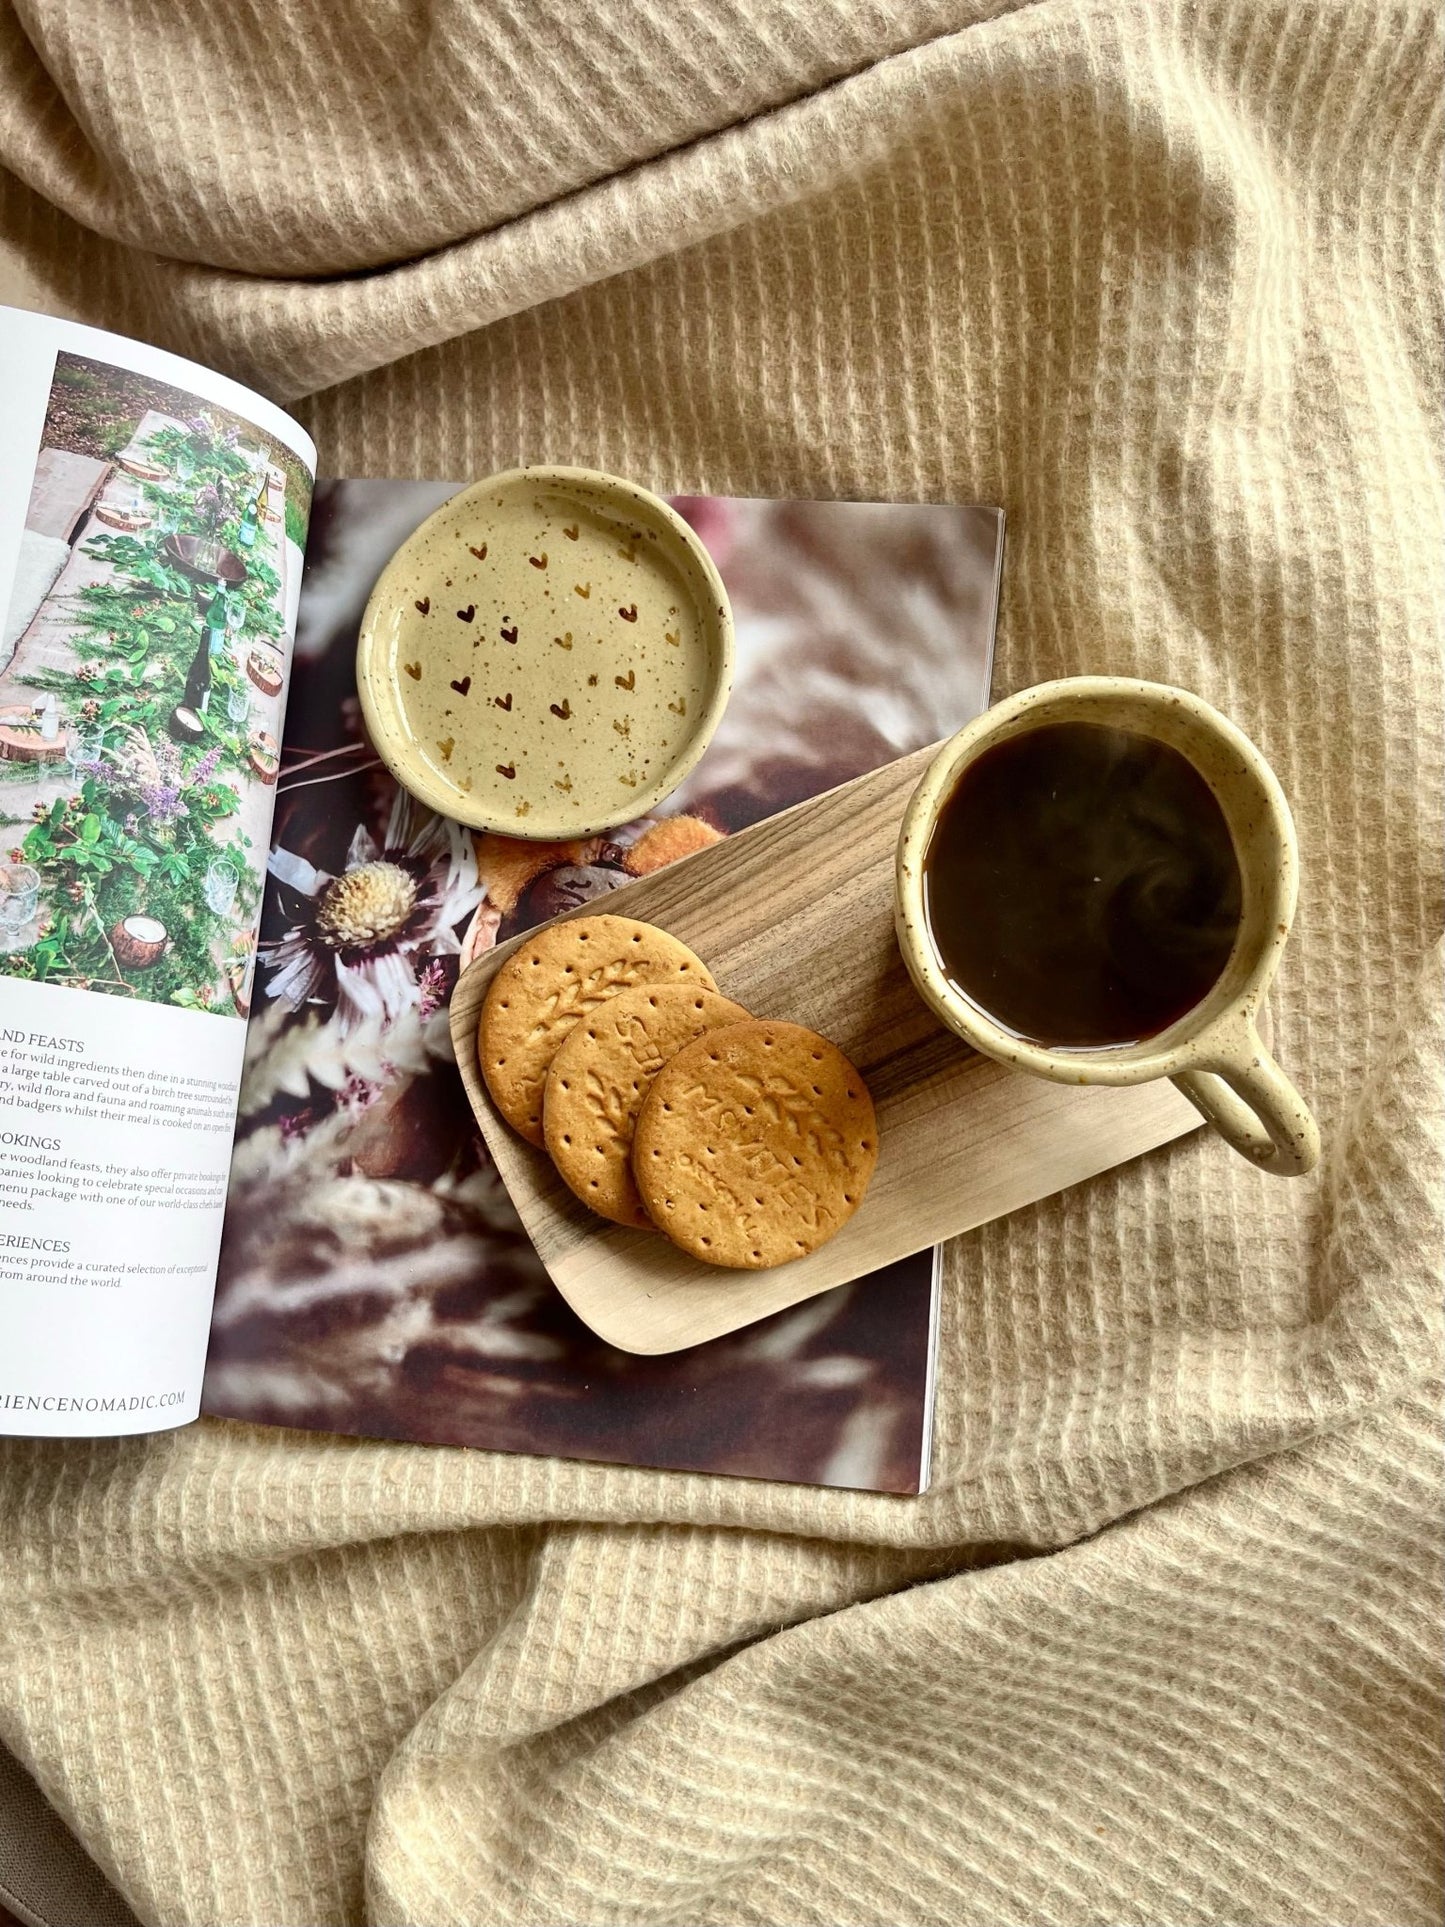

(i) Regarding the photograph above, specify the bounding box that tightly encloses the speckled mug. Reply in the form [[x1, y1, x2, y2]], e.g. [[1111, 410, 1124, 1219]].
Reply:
[[895, 678, 1320, 1177]]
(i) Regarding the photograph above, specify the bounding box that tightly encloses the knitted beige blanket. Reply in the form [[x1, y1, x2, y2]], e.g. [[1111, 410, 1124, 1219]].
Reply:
[[1, 4, 1441, 1923]]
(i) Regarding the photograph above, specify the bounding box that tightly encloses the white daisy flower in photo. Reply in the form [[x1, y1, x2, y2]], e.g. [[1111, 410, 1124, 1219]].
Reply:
[[262, 789, 481, 1033]]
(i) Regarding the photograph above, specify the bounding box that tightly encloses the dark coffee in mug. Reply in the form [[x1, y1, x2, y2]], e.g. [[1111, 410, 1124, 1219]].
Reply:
[[921, 721, 1243, 1049]]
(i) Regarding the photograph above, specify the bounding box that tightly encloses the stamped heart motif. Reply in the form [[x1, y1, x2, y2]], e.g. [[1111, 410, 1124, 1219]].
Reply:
[[515, 800, 531, 816], [615, 669, 636, 690], [529, 552, 548, 569], [469, 543, 487, 560], [613, 718, 631, 739], [618, 604, 638, 623], [450, 676, 471, 696], [438, 737, 455, 762], [404, 661, 422, 680], [456, 604, 475, 623], [500, 624, 519, 644], [493, 692, 512, 710], [668, 696, 687, 716], [574, 582, 591, 599], [550, 699, 572, 720], [554, 776, 573, 793], [619, 773, 638, 787], [618, 544, 638, 564], [562, 524, 579, 540], [553, 632, 573, 649], [414, 597, 430, 615], [664, 630, 679, 646], [496, 762, 516, 780]]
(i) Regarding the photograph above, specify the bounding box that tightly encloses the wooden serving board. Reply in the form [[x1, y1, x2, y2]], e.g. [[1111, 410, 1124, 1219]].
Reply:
[[450, 744, 1203, 1353]]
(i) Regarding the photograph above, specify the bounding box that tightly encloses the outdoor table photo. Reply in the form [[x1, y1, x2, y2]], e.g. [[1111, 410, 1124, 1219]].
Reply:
[[0, 359, 307, 1015]]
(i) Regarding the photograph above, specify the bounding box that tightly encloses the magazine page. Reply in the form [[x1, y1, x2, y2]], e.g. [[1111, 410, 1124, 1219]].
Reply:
[[0, 309, 315, 1437], [203, 482, 1000, 1493]]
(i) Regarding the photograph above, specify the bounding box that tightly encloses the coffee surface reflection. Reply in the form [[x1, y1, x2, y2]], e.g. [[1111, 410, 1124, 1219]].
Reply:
[[921, 721, 1243, 1049]]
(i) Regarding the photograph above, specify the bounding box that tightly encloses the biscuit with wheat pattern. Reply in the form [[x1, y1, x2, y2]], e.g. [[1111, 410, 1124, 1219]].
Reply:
[[632, 1019, 878, 1267], [544, 983, 751, 1226], [480, 915, 716, 1144]]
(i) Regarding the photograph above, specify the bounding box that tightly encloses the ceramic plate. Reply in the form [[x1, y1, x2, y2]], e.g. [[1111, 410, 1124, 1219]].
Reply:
[[356, 466, 734, 838]]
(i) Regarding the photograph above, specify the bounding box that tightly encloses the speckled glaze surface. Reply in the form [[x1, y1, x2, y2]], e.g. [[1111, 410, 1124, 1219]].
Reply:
[[357, 467, 733, 838], [896, 678, 1321, 1176]]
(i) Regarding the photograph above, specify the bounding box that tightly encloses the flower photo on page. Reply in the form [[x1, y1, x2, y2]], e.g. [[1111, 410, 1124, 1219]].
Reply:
[[263, 788, 481, 1033], [202, 479, 1002, 1493]]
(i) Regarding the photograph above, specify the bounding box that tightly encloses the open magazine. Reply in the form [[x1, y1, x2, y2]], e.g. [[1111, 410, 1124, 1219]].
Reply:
[[0, 311, 1002, 1493]]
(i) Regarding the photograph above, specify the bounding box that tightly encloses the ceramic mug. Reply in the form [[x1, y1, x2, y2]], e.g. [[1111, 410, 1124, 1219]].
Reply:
[[895, 677, 1321, 1177]]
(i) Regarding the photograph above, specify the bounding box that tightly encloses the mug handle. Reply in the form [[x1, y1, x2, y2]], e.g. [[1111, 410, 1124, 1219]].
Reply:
[[1171, 1017, 1320, 1177]]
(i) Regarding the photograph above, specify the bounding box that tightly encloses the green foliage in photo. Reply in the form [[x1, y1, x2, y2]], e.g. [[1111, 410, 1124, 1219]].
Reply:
[[2, 407, 282, 1011]]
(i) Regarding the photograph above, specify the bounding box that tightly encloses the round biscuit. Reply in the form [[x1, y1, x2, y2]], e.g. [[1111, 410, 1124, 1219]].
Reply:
[[544, 984, 751, 1226], [632, 1019, 878, 1268], [479, 914, 716, 1144]]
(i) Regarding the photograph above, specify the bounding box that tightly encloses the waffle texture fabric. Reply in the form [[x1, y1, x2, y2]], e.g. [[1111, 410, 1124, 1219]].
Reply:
[[1, 3, 1442, 1923]]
